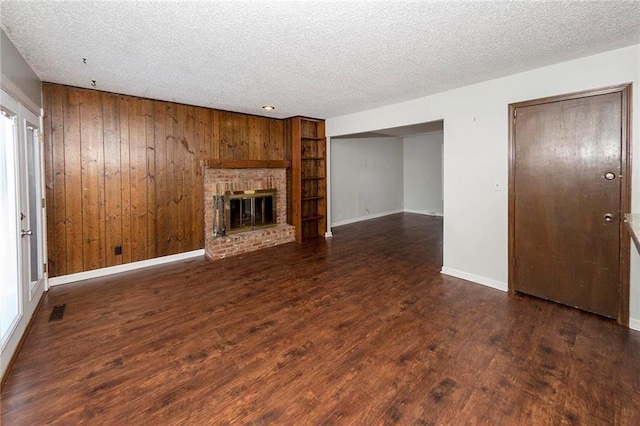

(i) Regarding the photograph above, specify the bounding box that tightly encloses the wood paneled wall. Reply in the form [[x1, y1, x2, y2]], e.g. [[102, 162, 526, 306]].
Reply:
[[42, 83, 286, 277]]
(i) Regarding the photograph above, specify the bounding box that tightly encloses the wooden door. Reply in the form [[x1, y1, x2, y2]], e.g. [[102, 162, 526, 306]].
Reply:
[[510, 86, 630, 321]]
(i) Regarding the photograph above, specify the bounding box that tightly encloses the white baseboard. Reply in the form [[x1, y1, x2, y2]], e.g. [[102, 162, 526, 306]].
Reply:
[[332, 209, 404, 228], [331, 209, 444, 228], [404, 209, 443, 217], [441, 268, 640, 330], [48, 249, 205, 286], [440, 267, 508, 292], [324, 231, 333, 238]]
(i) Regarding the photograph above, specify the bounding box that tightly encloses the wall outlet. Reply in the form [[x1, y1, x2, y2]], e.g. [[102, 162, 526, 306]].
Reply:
[[114, 245, 123, 255]]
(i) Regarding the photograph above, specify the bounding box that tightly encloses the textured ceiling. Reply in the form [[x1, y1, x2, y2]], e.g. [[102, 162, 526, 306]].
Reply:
[[1, 1, 639, 120]]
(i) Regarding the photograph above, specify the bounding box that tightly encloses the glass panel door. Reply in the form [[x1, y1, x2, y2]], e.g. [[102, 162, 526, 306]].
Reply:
[[242, 198, 253, 228], [0, 90, 46, 378], [0, 108, 20, 346], [23, 120, 43, 298], [254, 196, 265, 226]]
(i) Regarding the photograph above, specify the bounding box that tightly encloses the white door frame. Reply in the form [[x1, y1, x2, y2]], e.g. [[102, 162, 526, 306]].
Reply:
[[18, 103, 46, 298], [0, 88, 47, 380]]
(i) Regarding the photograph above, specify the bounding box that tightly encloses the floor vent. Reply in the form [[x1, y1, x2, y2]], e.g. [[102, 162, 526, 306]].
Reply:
[[49, 304, 66, 321]]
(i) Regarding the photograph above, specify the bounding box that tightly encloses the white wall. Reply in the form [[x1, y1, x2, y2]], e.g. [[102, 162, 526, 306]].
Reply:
[[403, 132, 443, 216], [331, 136, 403, 226], [326, 45, 640, 326], [1, 30, 41, 113]]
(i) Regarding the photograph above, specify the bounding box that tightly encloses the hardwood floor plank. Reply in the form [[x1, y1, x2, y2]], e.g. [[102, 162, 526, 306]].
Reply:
[[2, 214, 640, 424]]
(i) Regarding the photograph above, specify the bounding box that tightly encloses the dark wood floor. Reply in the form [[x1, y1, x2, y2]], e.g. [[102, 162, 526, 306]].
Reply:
[[2, 213, 640, 424]]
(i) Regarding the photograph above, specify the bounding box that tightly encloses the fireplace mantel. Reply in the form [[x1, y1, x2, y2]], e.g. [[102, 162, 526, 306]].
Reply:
[[201, 159, 291, 169]]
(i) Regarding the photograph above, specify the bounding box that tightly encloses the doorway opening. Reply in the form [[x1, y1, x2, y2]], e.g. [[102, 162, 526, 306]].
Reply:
[[329, 120, 444, 221]]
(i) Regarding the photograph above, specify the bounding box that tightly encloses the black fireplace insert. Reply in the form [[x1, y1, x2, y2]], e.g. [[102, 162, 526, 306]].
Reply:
[[224, 189, 277, 234]]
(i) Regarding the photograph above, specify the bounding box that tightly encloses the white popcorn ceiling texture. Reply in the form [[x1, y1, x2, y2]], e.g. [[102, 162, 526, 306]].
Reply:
[[1, 1, 639, 120]]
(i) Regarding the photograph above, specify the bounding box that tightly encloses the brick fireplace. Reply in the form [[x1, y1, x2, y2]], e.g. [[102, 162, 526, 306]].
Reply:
[[203, 166, 295, 260]]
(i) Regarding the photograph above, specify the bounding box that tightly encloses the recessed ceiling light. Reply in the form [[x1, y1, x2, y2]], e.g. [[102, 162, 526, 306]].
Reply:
[[262, 105, 275, 111]]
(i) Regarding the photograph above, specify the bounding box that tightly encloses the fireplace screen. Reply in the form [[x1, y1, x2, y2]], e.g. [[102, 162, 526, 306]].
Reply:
[[225, 189, 277, 234]]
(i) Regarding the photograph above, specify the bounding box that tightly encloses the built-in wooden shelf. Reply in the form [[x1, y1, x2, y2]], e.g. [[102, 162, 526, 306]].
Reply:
[[286, 116, 326, 242], [201, 159, 291, 169]]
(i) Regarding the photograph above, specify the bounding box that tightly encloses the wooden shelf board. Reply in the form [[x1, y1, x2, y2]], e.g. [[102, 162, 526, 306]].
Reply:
[[202, 159, 291, 169], [302, 177, 325, 180], [301, 136, 324, 140], [302, 196, 324, 201], [301, 157, 325, 160], [302, 215, 324, 222]]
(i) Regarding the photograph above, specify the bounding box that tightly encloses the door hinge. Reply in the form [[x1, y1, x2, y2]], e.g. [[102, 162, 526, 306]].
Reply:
[[43, 263, 47, 273], [42, 198, 46, 208], [513, 109, 517, 118]]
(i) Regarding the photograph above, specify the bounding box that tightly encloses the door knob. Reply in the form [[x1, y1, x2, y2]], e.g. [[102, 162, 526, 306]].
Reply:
[[21, 229, 33, 237], [603, 213, 614, 222], [604, 172, 616, 180]]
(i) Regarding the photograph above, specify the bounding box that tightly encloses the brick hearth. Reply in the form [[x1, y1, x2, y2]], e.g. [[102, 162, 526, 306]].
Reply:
[[203, 168, 295, 260]]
